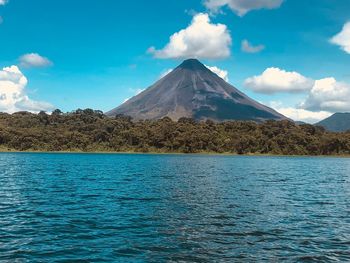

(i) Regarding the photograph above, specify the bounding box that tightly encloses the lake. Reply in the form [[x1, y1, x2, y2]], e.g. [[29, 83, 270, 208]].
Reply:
[[0, 153, 349, 262]]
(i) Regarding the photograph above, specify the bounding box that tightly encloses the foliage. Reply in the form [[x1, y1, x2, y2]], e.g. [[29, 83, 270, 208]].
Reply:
[[0, 109, 349, 155]]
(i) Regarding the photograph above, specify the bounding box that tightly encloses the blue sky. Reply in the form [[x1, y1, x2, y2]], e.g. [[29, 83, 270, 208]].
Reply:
[[0, 0, 349, 123]]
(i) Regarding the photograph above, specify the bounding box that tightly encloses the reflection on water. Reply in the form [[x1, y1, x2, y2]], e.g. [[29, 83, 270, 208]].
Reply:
[[0, 153, 349, 261]]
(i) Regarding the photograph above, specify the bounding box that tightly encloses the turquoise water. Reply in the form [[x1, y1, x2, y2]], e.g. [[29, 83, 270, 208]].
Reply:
[[0, 153, 349, 262]]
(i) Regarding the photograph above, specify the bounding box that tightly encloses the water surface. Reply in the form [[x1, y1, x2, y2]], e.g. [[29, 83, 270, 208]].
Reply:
[[0, 153, 349, 262]]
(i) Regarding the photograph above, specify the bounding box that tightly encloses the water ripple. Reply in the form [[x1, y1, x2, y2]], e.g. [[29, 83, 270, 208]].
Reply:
[[0, 153, 350, 262]]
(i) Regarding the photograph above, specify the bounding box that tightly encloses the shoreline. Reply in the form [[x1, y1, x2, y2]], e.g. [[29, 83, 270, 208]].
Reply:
[[0, 149, 349, 158]]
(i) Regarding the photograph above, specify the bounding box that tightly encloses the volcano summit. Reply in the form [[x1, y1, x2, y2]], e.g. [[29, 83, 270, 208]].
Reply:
[[106, 59, 286, 122]]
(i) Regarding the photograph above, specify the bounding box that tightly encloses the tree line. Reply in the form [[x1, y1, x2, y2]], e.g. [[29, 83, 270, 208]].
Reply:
[[0, 109, 349, 156]]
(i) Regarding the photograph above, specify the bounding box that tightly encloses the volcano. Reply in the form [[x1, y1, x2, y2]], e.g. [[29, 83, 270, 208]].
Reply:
[[106, 59, 286, 122]]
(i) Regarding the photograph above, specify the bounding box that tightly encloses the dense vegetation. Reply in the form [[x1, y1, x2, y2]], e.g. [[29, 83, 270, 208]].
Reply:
[[0, 109, 349, 156]]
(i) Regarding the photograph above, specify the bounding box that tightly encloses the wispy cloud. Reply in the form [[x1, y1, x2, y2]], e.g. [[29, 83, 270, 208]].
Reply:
[[204, 0, 284, 16], [123, 88, 145, 103], [19, 53, 53, 68], [159, 64, 229, 82], [241, 39, 265, 53]]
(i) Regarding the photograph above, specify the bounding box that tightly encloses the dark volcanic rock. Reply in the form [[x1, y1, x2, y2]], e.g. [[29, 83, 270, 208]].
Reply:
[[106, 59, 286, 122]]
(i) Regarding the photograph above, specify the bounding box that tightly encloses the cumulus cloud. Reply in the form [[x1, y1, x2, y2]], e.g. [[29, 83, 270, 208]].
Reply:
[[19, 53, 53, 68], [268, 101, 331, 123], [267, 77, 350, 122], [277, 107, 331, 124], [241, 39, 265, 53], [205, 65, 229, 82], [330, 22, 350, 54], [0, 65, 54, 113], [247, 68, 350, 117], [300, 78, 350, 112], [253, 68, 350, 122], [148, 13, 232, 59], [244, 67, 314, 94], [204, 0, 283, 16]]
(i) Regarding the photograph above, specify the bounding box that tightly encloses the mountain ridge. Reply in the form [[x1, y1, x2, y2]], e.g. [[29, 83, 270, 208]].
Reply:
[[316, 113, 350, 132]]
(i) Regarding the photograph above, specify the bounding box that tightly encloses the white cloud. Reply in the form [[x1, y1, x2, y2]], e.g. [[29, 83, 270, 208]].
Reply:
[[300, 78, 350, 112], [254, 70, 350, 122], [19, 53, 53, 68], [159, 69, 173, 79], [133, 88, 144, 95], [205, 65, 229, 82], [269, 101, 331, 124], [123, 88, 145, 103], [330, 22, 350, 54], [158, 64, 229, 82], [204, 0, 283, 16], [245, 67, 314, 94], [148, 13, 232, 59], [277, 107, 331, 124], [267, 77, 350, 122], [0, 65, 54, 113], [0, 0, 7, 23], [241, 39, 265, 53]]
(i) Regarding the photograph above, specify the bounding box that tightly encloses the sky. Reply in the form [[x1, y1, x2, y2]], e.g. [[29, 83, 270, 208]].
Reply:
[[0, 0, 349, 123]]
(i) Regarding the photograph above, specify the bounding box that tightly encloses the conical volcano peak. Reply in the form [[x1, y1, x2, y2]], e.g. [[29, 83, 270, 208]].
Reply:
[[177, 58, 207, 71], [106, 58, 287, 122]]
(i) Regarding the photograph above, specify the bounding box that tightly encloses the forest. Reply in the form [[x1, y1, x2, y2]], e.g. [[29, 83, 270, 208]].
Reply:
[[0, 109, 349, 156]]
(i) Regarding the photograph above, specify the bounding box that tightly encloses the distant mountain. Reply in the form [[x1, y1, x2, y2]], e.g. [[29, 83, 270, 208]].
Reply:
[[316, 113, 350, 132], [106, 59, 287, 122]]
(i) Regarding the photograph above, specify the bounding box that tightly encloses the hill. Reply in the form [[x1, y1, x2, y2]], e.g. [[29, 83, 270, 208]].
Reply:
[[316, 113, 350, 132]]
